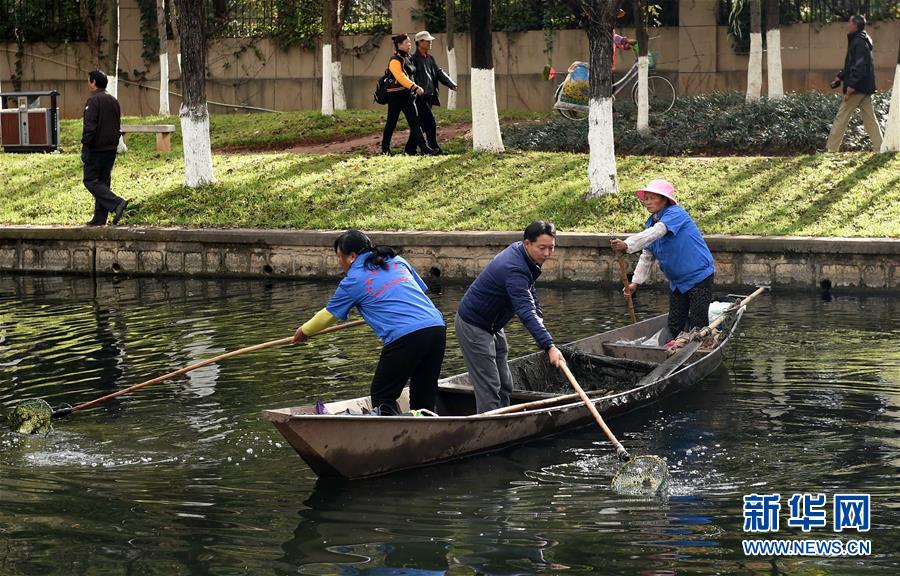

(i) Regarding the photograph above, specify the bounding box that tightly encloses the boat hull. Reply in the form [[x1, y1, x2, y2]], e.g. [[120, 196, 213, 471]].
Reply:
[[264, 312, 740, 479]]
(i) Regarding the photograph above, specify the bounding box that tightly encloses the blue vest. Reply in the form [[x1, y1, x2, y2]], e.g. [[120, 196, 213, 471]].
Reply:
[[645, 205, 715, 293]]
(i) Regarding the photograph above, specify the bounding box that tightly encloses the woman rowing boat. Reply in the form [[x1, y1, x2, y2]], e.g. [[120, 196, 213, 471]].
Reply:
[[611, 179, 716, 342], [292, 230, 446, 415]]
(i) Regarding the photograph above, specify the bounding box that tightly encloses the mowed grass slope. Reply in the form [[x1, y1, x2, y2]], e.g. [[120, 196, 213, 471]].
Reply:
[[2, 111, 898, 237]]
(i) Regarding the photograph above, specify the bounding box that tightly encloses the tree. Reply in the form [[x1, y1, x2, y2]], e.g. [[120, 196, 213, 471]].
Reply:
[[174, 0, 216, 187], [157, 0, 170, 115], [109, 0, 120, 98], [765, 0, 783, 98], [321, 0, 349, 115], [446, 0, 458, 110], [633, 0, 649, 133], [883, 35, 900, 152], [167, 0, 181, 71], [582, 0, 619, 196], [110, 0, 128, 153], [470, 0, 504, 152], [79, 0, 108, 67], [746, 0, 762, 101]]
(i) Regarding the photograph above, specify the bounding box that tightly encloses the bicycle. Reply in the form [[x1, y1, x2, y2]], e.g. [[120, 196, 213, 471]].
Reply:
[[553, 45, 676, 121]]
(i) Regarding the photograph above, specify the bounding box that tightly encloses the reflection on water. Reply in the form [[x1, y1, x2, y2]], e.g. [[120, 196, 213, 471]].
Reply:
[[1, 275, 897, 575]]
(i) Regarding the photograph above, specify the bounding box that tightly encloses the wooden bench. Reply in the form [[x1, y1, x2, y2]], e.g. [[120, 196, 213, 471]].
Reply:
[[120, 124, 176, 152]]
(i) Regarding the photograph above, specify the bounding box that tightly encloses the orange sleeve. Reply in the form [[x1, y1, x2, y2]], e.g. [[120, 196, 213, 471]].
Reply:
[[389, 59, 416, 90]]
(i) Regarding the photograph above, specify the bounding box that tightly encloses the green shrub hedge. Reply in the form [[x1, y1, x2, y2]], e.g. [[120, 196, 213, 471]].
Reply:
[[503, 91, 892, 155]]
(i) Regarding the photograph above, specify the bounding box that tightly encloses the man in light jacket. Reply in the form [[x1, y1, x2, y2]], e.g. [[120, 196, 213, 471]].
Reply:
[[826, 14, 883, 152], [410, 31, 457, 154]]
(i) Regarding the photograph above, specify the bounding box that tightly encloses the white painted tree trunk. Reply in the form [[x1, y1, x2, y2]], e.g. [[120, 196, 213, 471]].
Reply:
[[176, 53, 182, 72], [470, 67, 504, 152], [331, 60, 346, 110], [111, 0, 127, 153], [587, 97, 617, 196], [766, 28, 783, 99], [882, 63, 900, 152], [746, 32, 763, 102], [159, 54, 170, 115], [180, 102, 216, 187], [321, 44, 334, 116], [636, 55, 649, 133], [446, 47, 458, 109]]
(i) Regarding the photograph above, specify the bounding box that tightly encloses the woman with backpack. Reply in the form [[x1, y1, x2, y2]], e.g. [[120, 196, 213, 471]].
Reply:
[[381, 34, 438, 156]]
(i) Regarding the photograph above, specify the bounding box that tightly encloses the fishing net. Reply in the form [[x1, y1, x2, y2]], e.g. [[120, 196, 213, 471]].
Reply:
[[611, 454, 669, 496], [507, 349, 655, 397], [6, 399, 54, 435]]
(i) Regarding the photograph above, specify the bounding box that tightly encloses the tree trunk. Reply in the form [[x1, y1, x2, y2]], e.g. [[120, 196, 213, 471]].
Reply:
[[746, 0, 762, 102], [582, 0, 618, 196], [765, 0, 783, 98], [109, 0, 120, 98], [80, 0, 107, 68], [446, 0, 457, 109], [167, 0, 181, 71], [633, 0, 649, 133], [321, 0, 335, 115], [175, 0, 216, 187], [882, 35, 900, 152], [110, 0, 128, 152], [331, 0, 348, 110], [470, 0, 504, 152], [157, 0, 170, 115]]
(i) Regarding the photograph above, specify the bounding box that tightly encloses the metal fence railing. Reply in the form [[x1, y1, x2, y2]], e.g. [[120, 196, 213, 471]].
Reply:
[[420, 0, 680, 33], [0, 0, 86, 43], [718, 0, 900, 25], [206, 0, 392, 39]]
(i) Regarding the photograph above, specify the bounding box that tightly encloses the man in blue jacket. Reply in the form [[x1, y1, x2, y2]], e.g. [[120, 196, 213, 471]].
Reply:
[[826, 14, 883, 152], [456, 221, 565, 413]]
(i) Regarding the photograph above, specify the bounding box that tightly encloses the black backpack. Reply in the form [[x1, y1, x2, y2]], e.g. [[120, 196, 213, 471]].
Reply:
[[374, 69, 391, 105]]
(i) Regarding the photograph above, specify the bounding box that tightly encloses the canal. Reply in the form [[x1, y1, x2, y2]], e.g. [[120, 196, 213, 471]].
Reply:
[[1, 275, 897, 575]]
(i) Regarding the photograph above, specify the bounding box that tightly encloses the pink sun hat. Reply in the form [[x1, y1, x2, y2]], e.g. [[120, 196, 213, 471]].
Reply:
[[635, 179, 678, 205]]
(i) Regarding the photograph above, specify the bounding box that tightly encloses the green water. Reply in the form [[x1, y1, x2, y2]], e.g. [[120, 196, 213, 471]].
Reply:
[[1, 275, 897, 575]]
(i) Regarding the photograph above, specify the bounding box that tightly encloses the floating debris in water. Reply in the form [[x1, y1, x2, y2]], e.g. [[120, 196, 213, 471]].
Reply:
[[7, 399, 54, 435], [611, 455, 669, 496]]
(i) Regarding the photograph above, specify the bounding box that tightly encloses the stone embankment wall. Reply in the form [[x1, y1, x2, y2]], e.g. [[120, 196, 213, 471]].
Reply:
[[1, 227, 896, 290]]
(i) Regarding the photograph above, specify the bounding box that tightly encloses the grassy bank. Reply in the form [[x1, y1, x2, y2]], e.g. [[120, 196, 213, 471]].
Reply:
[[54, 108, 545, 152], [2, 142, 898, 236]]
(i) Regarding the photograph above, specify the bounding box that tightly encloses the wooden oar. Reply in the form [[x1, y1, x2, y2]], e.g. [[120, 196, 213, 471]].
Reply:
[[560, 362, 631, 461], [51, 319, 367, 418], [634, 286, 770, 388], [483, 388, 612, 416], [616, 253, 638, 324]]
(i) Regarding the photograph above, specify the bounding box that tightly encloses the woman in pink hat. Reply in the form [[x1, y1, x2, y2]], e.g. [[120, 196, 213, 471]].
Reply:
[[611, 179, 716, 341]]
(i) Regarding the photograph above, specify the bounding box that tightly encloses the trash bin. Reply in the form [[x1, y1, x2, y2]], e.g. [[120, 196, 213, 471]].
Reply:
[[0, 90, 61, 153]]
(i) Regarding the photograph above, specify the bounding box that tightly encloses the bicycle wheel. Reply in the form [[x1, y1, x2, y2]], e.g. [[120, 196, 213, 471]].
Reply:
[[554, 82, 589, 121], [631, 74, 676, 115]]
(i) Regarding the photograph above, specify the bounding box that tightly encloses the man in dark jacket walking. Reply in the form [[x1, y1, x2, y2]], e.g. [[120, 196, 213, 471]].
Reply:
[[826, 15, 883, 152], [82, 70, 128, 226], [410, 31, 457, 153], [455, 221, 565, 413]]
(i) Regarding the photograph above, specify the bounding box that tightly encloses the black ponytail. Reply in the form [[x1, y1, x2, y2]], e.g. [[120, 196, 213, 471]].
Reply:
[[333, 229, 396, 271], [365, 245, 397, 271]]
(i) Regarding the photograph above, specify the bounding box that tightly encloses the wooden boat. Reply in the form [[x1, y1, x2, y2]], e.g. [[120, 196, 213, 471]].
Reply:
[[263, 308, 745, 479]]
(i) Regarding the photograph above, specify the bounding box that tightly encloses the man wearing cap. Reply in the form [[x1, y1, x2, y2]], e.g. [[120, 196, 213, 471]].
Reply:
[[411, 31, 457, 154], [611, 179, 715, 341]]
